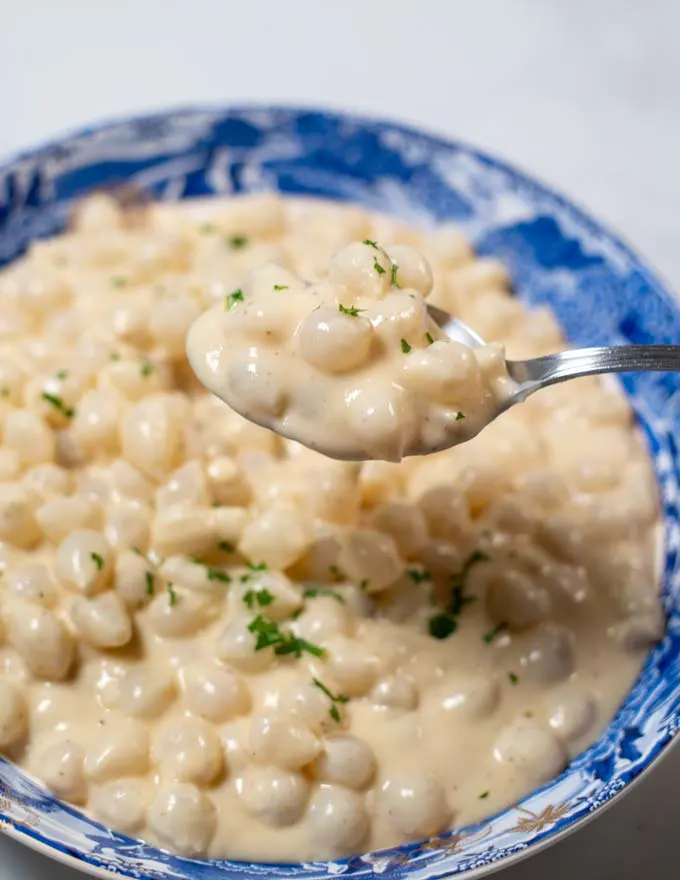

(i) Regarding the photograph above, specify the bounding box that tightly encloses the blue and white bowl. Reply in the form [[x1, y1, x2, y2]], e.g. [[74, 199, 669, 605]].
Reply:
[[1, 105, 679, 879]]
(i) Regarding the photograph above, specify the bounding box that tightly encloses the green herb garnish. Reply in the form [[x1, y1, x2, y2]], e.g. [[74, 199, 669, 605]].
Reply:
[[140, 358, 154, 378], [407, 568, 432, 585], [55, 370, 69, 380], [429, 614, 458, 640], [110, 276, 127, 288], [225, 289, 244, 310], [243, 588, 275, 609], [374, 258, 386, 275], [247, 561, 268, 572], [145, 571, 155, 596], [401, 338, 412, 354], [390, 263, 400, 287], [479, 791, 490, 800], [312, 677, 350, 722], [338, 304, 365, 317], [359, 579, 370, 590], [363, 239, 378, 249], [482, 621, 509, 644], [455, 411, 466, 421], [508, 672, 519, 685], [110, 351, 121, 362], [41, 392, 74, 419], [227, 233, 248, 250], [90, 552, 104, 571], [218, 540, 235, 553], [167, 583, 177, 606], [273, 284, 288, 291], [303, 587, 346, 604], [426, 332, 434, 345], [207, 569, 231, 583], [247, 614, 325, 658]]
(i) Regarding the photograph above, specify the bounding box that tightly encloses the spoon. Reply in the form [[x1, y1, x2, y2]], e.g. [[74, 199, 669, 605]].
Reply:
[[428, 303, 680, 413]]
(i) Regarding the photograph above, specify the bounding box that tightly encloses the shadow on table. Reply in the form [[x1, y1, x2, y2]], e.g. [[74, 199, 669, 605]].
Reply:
[[2, 742, 679, 880]]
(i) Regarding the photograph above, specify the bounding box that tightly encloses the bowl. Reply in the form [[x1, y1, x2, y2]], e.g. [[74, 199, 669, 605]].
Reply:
[[1, 105, 679, 880]]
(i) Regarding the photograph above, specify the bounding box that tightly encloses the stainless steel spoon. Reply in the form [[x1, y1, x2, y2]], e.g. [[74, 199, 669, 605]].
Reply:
[[428, 303, 680, 411]]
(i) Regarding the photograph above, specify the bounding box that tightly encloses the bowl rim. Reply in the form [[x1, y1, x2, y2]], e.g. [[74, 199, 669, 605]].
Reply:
[[0, 101, 678, 879]]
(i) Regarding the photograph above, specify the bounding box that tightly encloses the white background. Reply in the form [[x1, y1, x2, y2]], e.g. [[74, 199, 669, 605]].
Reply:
[[1, 1, 679, 877]]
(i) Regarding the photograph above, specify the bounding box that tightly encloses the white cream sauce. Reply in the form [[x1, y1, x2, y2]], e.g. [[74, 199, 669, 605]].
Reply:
[[0, 192, 662, 863]]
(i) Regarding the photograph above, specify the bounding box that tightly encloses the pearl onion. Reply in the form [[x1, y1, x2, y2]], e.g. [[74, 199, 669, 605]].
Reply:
[[248, 713, 321, 770], [70, 592, 133, 648], [518, 624, 575, 685], [84, 719, 150, 781], [33, 739, 86, 803], [151, 715, 223, 785], [313, 735, 376, 790], [547, 687, 598, 743], [3, 600, 75, 681], [215, 616, 275, 672], [370, 675, 419, 712], [379, 772, 451, 837], [493, 722, 566, 785], [148, 782, 216, 857], [237, 765, 310, 827], [328, 241, 392, 298], [91, 779, 148, 834], [117, 666, 176, 719], [485, 569, 551, 632], [307, 785, 369, 855], [0, 679, 27, 749], [297, 307, 373, 374], [55, 530, 112, 595], [325, 637, 380, 697], [181, 663, 251, 722]]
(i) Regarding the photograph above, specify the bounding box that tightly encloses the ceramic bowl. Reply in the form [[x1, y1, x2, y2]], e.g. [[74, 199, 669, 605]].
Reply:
[[1, 105, 679, 880]]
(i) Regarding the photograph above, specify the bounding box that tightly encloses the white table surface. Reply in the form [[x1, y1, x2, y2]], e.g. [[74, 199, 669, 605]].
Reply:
[[1, 1, 679, 877]]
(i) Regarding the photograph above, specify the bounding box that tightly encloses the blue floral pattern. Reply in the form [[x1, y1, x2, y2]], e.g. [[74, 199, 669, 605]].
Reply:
[[0, 105, 679, 879]]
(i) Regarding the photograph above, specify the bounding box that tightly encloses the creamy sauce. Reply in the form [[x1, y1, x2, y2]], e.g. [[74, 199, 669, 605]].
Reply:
[[0, 192, 662, 863], [187, 241, 512, 462]]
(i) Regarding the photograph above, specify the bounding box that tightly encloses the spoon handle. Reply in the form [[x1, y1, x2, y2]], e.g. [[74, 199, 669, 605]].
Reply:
[[507, 345, 680, 398]]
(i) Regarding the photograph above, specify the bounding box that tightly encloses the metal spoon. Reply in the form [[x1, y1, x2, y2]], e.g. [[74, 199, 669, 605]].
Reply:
[[428, 303, 680, 411]]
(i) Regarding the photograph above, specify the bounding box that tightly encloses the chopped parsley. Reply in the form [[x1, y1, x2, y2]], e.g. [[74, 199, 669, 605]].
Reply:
[[140, 358, 154, 378], [455, 411, 466, 421], [482, 621, 509, 644], [359, 579, 370, 590], [429, 614, 458, 640], [425, 331, 434, 345], [273, 284, 288, 291], [243, 588, 275, 609], [362, 239, 378, 249], [390, 263, 400, 287], [145, 571, 155, 596], [312, 677, 350, 722], [338, 304, 365, 317], [247, 614, 325, 658], [400, 338, 412, 354], [225, 289, 244, 310], [479, 791, 490, 800], [110, 351, 121, 361], [247, 561, 268, 572], [427, 550, 487, 640], [329, 565, 342, 577], [55, 370, 69, 380], [217, 540, 235, 553], [41, 392, 74, 419], [110, 276, 127, 288], [207, 569, 231, 583], [508, 672, 519, 686], [407, 568, 432, 585], [167, 583, 177, 606], [90, 552, 104, 571], [226, 233, 248, 250], [374, 258, 386, 275], [199, 222, 217, 234], [303, 587, 346, 604]]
